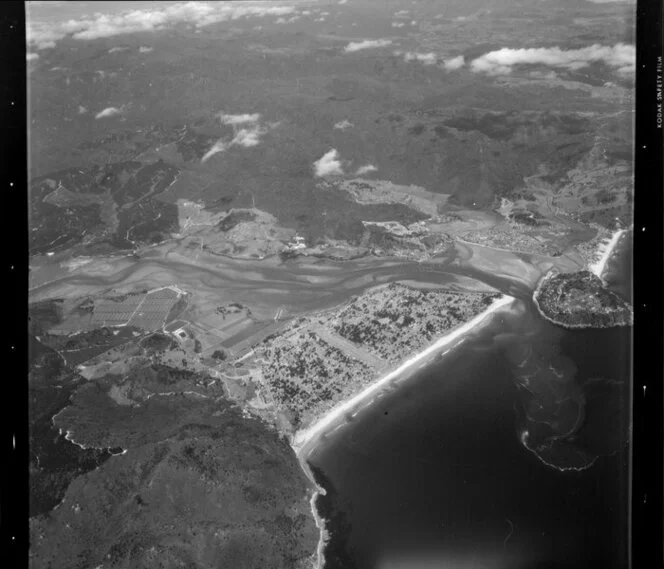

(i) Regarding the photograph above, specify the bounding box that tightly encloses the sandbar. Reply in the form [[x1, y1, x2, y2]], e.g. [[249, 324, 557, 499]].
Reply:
[[292, 294, 515, 457], [588, 228, 626, 280]]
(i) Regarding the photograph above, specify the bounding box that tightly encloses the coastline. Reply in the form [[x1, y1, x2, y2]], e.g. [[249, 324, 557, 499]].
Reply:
[[290, 294, 516, 569], [533, 270, 632, 330], [532, 270, 570, 329], [291, 294, 515, 456], [588, 228, 627, 281], [533, 227, 633, 330], [308, 488, 329, 569]]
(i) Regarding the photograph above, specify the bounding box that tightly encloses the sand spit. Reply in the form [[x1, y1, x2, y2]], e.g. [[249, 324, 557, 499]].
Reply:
[[588, 228, 627, 281], [292, 294, 515, 456], [292, 294, 515, 569]]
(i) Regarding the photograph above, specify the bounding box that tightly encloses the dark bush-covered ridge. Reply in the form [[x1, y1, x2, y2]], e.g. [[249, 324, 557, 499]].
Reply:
[[534, 271, 633, 328]]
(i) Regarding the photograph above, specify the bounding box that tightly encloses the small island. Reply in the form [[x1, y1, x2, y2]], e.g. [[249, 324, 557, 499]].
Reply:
[[534, 270, 633, 329]]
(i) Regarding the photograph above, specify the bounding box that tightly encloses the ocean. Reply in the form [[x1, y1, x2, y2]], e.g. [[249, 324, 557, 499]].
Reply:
[[309, 250, 632, 569]]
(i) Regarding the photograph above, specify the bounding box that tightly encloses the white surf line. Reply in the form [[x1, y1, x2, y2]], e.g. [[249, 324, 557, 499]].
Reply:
[[327, 424, 345, 436], [309, 488, 329, 569], [294, 295, 516, 569], [588, 228, 626, 281], [291, 294, 515, 455], [59, 427, 122, 453]]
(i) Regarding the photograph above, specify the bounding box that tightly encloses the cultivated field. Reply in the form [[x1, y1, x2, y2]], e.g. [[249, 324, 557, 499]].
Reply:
[[92, 287, 181, 331]]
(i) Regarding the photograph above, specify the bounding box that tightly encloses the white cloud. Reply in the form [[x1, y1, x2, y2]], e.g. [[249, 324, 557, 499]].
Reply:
[[391, 22, 405, 28], [231, 125, 270, 147], [202, 114, 277, 162], [27, 1, 298, 49], [95, 106, 123, 119], [274, 14, 299, 23], [345, 39, 392, 53], [403, 51, 437, 65], [356, 164, 377, 175], [339, 0, 348, 4], [529, 70, 558, 80], [615, 65, 635, 76], [217, 112, 261, 126], [27, 52, 39, 61], [78, 105, 88, 114], [26, 22, 60, 50], [108, 46, 128, 53], [470, 43, 635, 76], [410, 20, 417, 25], [201, 140, 229, 163], [27, 1, 67, 6], [443, 55, 465, 71], [334, 119, 354, 130], [315, 17, 326, 22], [313, 149, 344, 177], [139, 45, 153, 53]]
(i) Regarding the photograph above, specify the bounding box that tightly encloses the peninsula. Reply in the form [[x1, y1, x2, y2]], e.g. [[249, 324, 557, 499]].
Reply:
[[533, 225, 633, 329], [534, 270, 632, 329], [239, 282, 508, 437]]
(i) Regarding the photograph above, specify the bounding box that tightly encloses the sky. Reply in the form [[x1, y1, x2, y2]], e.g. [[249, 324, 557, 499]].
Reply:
[[26, 1, 310, 48], [25, 0, 635, 78]]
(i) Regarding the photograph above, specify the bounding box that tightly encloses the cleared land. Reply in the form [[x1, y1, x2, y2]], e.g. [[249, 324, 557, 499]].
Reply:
[[241, 283, 500, 432], [327, 283, 499, 363]]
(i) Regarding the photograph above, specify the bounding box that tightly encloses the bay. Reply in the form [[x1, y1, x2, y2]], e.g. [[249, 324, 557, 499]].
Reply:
[[310, 249, 631, 569]]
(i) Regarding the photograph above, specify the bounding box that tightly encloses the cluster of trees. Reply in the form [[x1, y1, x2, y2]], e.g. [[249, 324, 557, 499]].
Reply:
[[536, 271, 633, 328], [264, 333, 360, 411], [142, 333, 173, 352], [61, 327, 130, 351]]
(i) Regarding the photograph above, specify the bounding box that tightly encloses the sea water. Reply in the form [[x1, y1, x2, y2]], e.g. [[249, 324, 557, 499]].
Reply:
[[310, 256, 631, 568]]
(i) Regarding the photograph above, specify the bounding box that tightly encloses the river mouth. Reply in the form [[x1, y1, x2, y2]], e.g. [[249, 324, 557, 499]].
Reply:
[[29, 229, 631, 569], [29, 238, 548, 310]]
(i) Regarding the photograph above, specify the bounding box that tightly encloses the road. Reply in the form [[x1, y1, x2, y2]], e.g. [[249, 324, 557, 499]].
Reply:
[[309, 323, 386, 370]]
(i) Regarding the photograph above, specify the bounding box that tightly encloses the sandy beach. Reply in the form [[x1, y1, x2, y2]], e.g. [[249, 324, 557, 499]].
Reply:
[[291, 294, 516, 456], [292, 294, 516, 569], [588, 228, 627, 280]]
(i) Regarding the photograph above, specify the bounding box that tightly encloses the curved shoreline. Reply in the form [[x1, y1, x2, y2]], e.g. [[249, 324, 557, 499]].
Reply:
[[289, 294, 516, 569], [533, 228, 633, 330], [533, 273, 632, 329], [588, 228, 627, 282], [291, 294, 515, 456]]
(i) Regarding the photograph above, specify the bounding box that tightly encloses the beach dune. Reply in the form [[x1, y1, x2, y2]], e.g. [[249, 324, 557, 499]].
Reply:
[[589, 228, 627, 281], [292, 293, 516, 569], [292, 294, 516, 457]]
